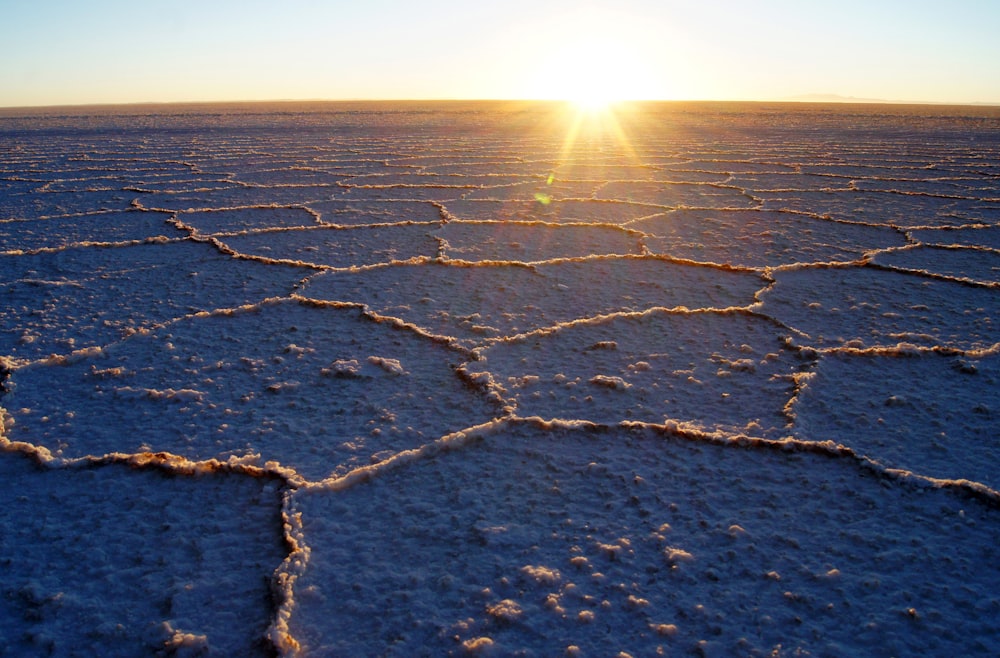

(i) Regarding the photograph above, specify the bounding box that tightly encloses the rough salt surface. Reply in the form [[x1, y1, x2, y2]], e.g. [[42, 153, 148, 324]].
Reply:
[[289, 421, 1000, 656], [790, 350, 1000, 490], [1, 101, 998, 656], [0, 452, 286, 657], [4, 299, 497, 480]]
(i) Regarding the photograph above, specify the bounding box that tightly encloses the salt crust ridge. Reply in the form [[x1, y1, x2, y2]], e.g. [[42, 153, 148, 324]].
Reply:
[[4, 413, 997, 655], [1, 102, 999, 654]]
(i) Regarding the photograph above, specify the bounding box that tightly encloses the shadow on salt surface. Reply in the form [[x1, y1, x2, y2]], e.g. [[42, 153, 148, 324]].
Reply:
[[422, 161, 553, 176], [287, 421, 1000, 656], [122, 175, 239, 194], [726, 172, 854, 192], [469, 310, 800, 437], [228, 168, 347, 186], [756, 189, 1000, 228], [0, 451, 285, 657], [176, 206, 323, 235], [435, 222, 643, 262], [639, 209, 906, 268], [0, 211, 185, 252], [0, 240, 311, 361], [758, 265, 1000, 350], [460, 180, 602, 202], [909, 225, 1000, 250], [595, 181, 755, 209], [552, 162, 661, 181], [126, 179, 239, 195], [649, 169, 732, 184], [25, 179, 127, 194], [299, 258, 765, 345], [668, 160, 797, 175], [799, 163, 955, 180], [343, 172, 533, 189], [306, 199, 444, 226], [437, 199, 524, 222], [442, 198, 663, 225], [218, 224, 441, 269], [309, 156, 405, 178], [850, 176, 995, 196], [145, 185, 344, 211], [338, 185, 470, 202], [790, 350, 1000, 490], [0, 189, 138, 220], [3, 299, 498, 481], [0, 180, 42, 197], [871, 244, 1000, 286], [531, 199, 666, 225]]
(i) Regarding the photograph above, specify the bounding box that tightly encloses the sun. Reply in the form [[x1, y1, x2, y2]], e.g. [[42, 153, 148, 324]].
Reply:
[[531, 33, 659, 109]]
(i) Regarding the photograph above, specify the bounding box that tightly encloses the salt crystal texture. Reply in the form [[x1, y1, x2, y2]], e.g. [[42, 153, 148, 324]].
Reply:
[[1, 101, 998, 656]]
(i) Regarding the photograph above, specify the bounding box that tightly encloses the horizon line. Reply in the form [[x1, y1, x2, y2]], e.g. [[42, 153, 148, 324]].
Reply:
[[3, 96, 1000, 112]]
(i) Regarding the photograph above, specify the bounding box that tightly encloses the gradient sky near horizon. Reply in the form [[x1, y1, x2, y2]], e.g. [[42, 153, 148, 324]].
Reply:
[[2, 0, 999, 108]]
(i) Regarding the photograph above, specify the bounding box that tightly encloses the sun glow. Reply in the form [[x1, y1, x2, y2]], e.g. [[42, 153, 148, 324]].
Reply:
[[570, 92, 618, 115], [530, 29, 662, 109]]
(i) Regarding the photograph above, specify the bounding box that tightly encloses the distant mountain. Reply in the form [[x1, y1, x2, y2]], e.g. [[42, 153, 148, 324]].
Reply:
[[781, 93, 899, 104], [782, 93, 1000, 106]]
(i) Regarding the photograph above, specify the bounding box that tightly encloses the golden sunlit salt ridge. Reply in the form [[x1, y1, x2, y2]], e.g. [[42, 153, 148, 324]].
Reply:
[[528, 99, 645, 214]]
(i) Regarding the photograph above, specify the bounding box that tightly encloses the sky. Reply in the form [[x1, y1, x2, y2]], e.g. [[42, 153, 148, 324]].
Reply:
[[1, 0, 999, 107]]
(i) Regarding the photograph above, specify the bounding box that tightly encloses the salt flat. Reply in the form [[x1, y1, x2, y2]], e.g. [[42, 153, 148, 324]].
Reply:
[[1, 101, 998, 656]]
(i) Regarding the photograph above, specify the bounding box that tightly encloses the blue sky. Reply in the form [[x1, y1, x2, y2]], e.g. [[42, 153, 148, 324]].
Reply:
[[2, 0, 998, 107]]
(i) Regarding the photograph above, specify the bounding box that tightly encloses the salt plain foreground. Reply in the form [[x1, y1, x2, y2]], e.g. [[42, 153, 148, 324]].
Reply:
[[1, 101, 999, 656]]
